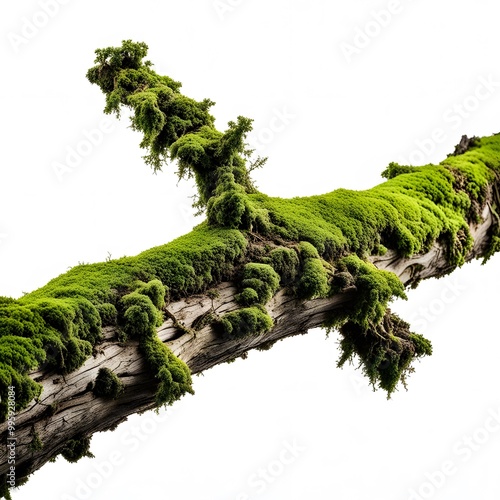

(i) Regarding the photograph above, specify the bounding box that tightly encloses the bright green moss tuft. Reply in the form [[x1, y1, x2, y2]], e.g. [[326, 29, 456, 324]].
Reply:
[[482, 235, 500, 264], [330, 255, 406, 330], [121, 292, 163, 338], [220, 306, 273, 338], [120, 282, 194, 406], [247, 137, 500, 265], [240, 263, 280, 304], [298, 241, 320, 260], [381, 162, 417, 179], [235, 287, 260, 306], [96, 303, 118, 326], [0, 224, 244, 420], [93, 367, 124, 399], [140, 336, 193, 406], [133, 279, 167, 310], [296, 259, 329, 299]]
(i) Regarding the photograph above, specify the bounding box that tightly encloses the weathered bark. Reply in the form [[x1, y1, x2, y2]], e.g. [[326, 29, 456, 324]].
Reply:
[[0, 189, 497, 485]]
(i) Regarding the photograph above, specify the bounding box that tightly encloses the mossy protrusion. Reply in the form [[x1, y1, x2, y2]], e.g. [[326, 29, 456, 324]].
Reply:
[[93, 368, 124, 399], [219, 306, 273, 338], [296, 242, 330, 299], [0, 226, 245, 421], [120, 281, 194, 407], [337, 310, 432, 397], [60, 436, 94, 463]]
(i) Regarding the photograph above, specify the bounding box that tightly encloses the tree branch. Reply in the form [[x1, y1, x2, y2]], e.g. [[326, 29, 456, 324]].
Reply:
[[0, 194, 496, 485]]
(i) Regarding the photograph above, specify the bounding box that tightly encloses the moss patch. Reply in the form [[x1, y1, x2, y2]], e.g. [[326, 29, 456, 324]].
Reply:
[[337, 310, 432, 397], [60, 436, 94, 463], [0, 225, 245, 421], [93, 368, 124, 399], [219, 306, 273, 338]]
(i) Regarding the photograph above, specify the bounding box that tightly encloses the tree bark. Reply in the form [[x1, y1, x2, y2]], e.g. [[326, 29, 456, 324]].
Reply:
[[0, 190, 496, 485]]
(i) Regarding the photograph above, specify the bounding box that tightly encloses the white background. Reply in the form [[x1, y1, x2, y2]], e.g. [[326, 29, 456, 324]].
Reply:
[[1, 1, 500, 499]]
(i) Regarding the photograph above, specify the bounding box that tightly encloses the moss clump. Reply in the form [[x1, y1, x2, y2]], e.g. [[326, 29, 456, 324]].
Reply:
[[0, 479, 13, 500], [120, 283, 194, 407], [295, 242, 330, 299], [246, 135, 500, 265], [0, 224, 245, 421], [93, 368, 124, 399], [60, 436, 94, 463], [330, 255, 406, 330], [482, 235, 500, 264], [235, 288, 260, 306], [140, 335, 193, 406], [220, 306, 273, 338], [238, 263, 280, 304], [133, 279, 167, 309], [298, 241, 320, 260], [29, 430, 43, 452], [297, 259, 330, 299], [96, 303, 118, 326], [337, 311, 432, 397], [268, 247, 299, 284], [87, 41, 258, 213], [381, 162, 417, 179]]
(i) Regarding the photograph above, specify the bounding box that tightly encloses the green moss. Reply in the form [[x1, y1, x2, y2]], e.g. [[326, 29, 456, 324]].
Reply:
[[240, 263, 280, 304], [381, 162, 418, 179], [337, 311, 432, 397], [246, 135, 500, 265], [235, 287, 260, 306], [0, 224, 245, 421], [93, 368, 124, 399], [96, 303, 118, 326], [140, 336, 193, 406], [0, 479, 12, 500], [296, 259, 329, 299], [120, 284, 194, 406], [330, 255, 406, 330], [4, 45, 500, 420], [220, 306, 273, 338], [29, 430, 43, 452], [60, 436, 94, 463], [298, 241, 320, 260], [269, 247, 299, 284], [482, 235, 500, 264]]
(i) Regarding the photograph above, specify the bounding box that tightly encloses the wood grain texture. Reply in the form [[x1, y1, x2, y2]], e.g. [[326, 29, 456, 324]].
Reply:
[[0, 196, 496, 483]]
